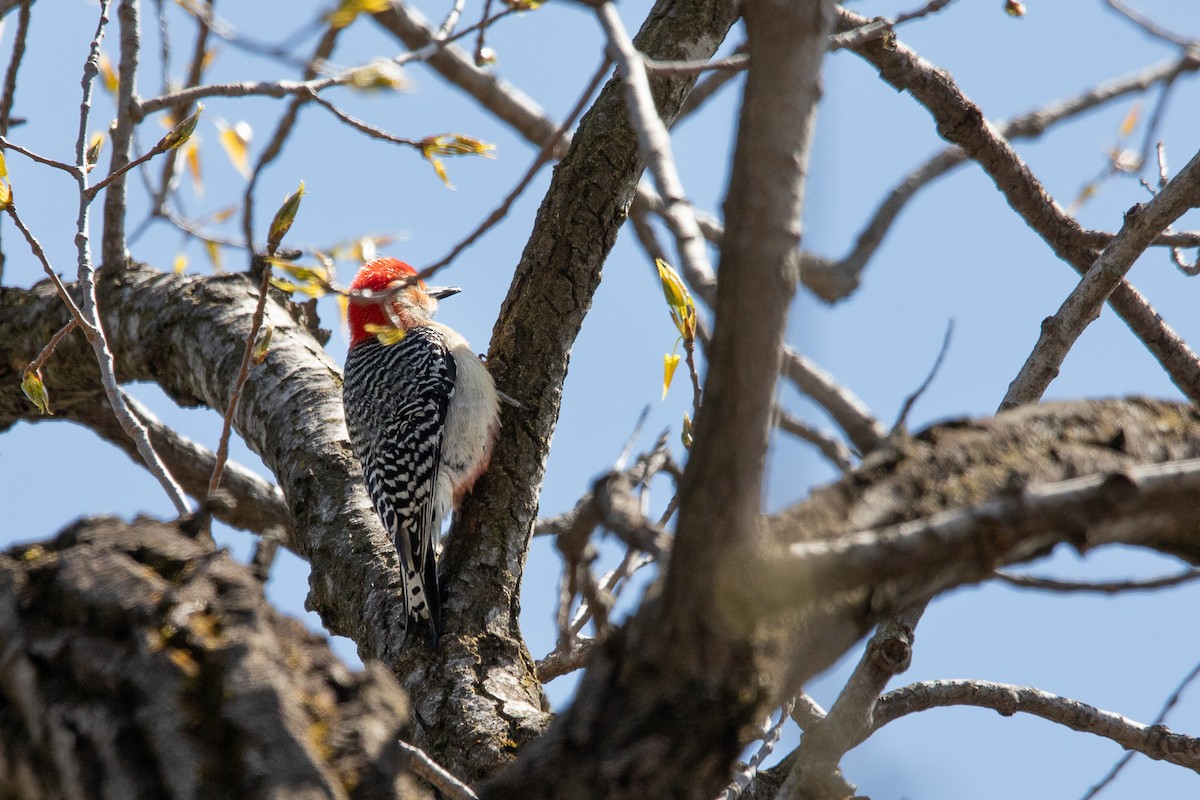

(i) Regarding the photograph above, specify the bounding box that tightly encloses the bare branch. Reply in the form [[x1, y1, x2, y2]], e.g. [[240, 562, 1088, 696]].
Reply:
[[677, 43, 745, 118], [875, 679, 1200, 772], [535, 637, 595, 683], [0, 0, 31, 137], [840, 7, 1200, 406], [778, 604, 926, 799], [207, 265, 274, 499], [371, 2, 562, 155], [241, 26, 340, 255], [596, 2, 713, 294], [775, 409, 854, 472], [773, 458, 1200, 619], [46, 389, 294, 543], [1105, 0, 1197, 47], [720, 699, 796, 800], [1002, 147, 1200, 408], [994, 567, 1200, 594], [421, 55, 612, 277], [782, 348, 885, 455], [893, 319, 954, 432], [100, 0, 140, 268]]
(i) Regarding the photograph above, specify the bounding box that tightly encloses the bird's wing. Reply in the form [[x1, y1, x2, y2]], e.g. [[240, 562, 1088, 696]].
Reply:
[[343, 331, 456, 644]]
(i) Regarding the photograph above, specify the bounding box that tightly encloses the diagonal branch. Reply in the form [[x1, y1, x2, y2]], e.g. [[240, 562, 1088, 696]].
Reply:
[[1001, 146, 1200, 408], [804, 48, 1200, 302], [597, 1, 713, 295], [773, 458, 1200, 626], [839, 7, 1200, 406]]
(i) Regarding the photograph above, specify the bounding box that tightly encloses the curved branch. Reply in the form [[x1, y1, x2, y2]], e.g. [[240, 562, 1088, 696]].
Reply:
[[371, 2, 562, 156], [874, 679, 1200, 771], [994, 567, 1200, 594], [765, 398, 1200, 691]]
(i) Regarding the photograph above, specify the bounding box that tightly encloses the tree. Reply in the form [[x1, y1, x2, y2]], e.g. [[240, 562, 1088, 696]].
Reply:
[[3, 0, 1200, 798]]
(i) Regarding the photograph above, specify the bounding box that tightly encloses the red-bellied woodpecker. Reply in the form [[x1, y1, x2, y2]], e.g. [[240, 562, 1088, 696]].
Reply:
[[342, 257, 500, 646]]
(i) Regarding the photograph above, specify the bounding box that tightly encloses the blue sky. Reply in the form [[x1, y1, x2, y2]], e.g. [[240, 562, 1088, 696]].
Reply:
[[5, 1, 1200, 797]]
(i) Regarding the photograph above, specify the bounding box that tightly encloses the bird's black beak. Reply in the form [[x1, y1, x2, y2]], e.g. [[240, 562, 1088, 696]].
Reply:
[[429, 286, 461, 300]]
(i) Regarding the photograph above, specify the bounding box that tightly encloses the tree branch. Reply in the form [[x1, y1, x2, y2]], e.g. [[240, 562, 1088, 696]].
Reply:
[[55, 389, 293, 543], [1002, 146, 1200, 408], [376, 0, 740, 783], [840, 7, 1200, 405], [481, 2, 836, 797], [0, 265, 413, 667], [874, 679, 1200, 772]]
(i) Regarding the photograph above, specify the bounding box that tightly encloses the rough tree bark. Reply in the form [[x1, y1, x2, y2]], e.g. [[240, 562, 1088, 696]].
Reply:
[[389, 0, 739, 781], [0, 516, 417, 800], [481, 1, 838, 797]]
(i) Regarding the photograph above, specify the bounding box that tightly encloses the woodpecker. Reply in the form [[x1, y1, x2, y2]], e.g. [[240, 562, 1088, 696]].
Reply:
[[342, 257, 500, 646]]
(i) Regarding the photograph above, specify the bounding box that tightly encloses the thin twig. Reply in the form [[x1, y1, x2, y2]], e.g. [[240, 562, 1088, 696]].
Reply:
[[64, 390, 295, 542], [643, 52, 747, 76], [86, 137, 175, 199], [241, 26, 340, 255], [893, 319, 954, 432], [0, 135, 80, 175], [1104, 0, 1197, 48], [677, 43, 746, 119], [207, 264, 273, 498], [1001, 145, 1200, 409], [25, 320, 78, 375], [7, 206, 92, 333], [146, 0, 212, 223], [136, 6, 522, 121], [719, 699, 796, 800], [776, 408, 854, 472], [1079, 658, 1200, 800], [434, 0, 465, 40], [473, 0, 494, 65], [782, 347, 885, 456], [67, 0, 191, 514], [100, 0, 141, 268], [893, 0, 960, 26], [419, 55, 611, 278], [874, 679, 1200, 773], [0, 0, 31, 135]]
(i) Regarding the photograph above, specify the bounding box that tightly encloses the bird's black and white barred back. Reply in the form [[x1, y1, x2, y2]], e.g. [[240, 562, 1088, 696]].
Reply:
[[343, 329, 457, 644], [342, 256, 500, 649]]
